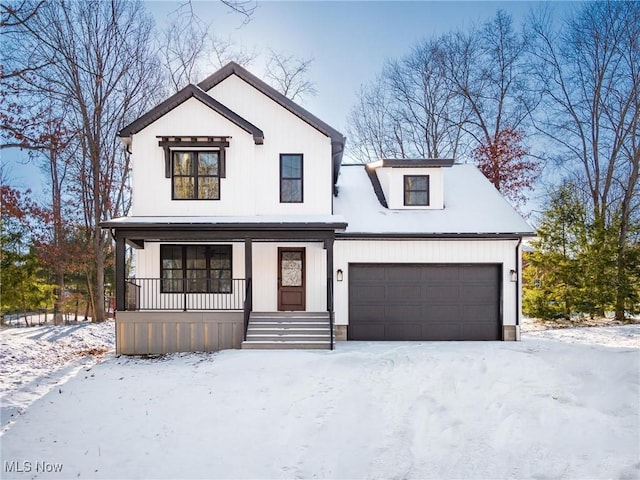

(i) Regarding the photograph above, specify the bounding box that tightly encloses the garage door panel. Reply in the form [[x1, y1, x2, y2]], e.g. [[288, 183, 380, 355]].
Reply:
[[460, 323, 500, 341], [460, 266, 498, 282], [387, 324, 423, 340], [461, 284, 498, 302], [348, 324, 386, 340], [350, 266, 386, 282], [349, 264, 501, 341], [424, 285, 460, 301], [424, 304, 461, 320], [351, 305, 384, 323], [387, 266, 421, 282], [351, 285, 386, 302], [388, 285, 422, 300], [461, 304, 499, 320], [421, 265, 460, 282], [386, 304, 422, 319], [423, 324, 461, 340]]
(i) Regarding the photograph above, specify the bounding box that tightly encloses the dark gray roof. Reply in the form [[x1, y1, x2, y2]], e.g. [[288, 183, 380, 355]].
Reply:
[[199, 62, 346, 183], [118, 84, 264, 144], [379, 159, 455, 168]]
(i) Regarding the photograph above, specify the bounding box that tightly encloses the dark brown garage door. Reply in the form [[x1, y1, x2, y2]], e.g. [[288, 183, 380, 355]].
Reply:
[[348, 264, 501, 341]]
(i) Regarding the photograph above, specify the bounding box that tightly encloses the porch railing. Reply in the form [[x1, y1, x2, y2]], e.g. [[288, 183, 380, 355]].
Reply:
[[124, 278, 246, 311], [243, 278, 252, 340], [327, 278, 334, 350]]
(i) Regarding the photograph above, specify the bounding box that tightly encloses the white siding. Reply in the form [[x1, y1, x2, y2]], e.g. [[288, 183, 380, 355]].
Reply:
[[135, 241, 327, 312], [333, 239, 520, 326], [130, 75, 334, 217], [130, 98, 257, 217], [252, 242, 327, 312], [206, 75, 333, 216], [377, 167, 445, 209]]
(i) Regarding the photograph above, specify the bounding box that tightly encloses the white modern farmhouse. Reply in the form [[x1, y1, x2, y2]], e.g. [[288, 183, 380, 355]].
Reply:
[[102, 62, 534, 355]]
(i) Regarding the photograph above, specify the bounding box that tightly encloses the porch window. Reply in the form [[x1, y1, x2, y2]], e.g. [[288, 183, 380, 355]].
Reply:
[[404, 175, 430, 206], [160, 245, 232, 293], [172, 151, 220, 200], [280, 154, 303, 203]]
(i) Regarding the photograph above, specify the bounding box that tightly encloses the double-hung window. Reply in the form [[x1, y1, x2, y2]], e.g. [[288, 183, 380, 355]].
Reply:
[[161, 245, 232, 293], [172, 151, 220, 200], [404, 175, 430, 206], [280, 154, 303, 203]]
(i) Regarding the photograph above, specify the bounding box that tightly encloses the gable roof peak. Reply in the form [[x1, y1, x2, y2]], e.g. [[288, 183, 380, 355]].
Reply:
[[118, 83, 264, 144], [199, 62, 346, 183]]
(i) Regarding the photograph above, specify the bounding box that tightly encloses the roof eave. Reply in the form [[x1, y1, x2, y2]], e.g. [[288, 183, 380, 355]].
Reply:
[[117, 84, 264, 145]]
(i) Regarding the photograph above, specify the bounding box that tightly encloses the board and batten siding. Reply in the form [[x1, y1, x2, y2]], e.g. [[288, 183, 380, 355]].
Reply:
[[252, 242, 327, 312], [205, 74, 333, 216], [129, 75, 334, 218], [130, 97, 256, 217], [333, 239, 521, 328], [133, 241, 327, 313], [115, 311, 243, 355]]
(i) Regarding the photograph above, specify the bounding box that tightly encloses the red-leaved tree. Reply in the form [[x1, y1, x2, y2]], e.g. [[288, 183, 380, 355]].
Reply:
[[472, 127, 539, 210]]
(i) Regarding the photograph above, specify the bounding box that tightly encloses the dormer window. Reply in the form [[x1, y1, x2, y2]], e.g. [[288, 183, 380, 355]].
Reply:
[[404, 175, 430, 206], [172, 151, 220, 200]]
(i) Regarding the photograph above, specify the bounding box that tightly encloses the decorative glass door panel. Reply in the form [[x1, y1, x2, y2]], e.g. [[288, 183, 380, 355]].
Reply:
[[278, 248, 305, 311]]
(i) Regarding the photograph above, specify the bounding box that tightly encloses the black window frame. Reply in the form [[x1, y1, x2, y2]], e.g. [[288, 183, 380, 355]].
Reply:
[[404, 175, 430, 206], [160, 245, 233, 293], [171, 150, 222, 201], [280, 153, 304, 203]]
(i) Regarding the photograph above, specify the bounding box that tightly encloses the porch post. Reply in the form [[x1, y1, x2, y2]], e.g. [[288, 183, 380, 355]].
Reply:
[[244, 237, 252, 287], [325, 236, 335, 350], [115, 233, 126, 311], [243, 237, 253, 340]]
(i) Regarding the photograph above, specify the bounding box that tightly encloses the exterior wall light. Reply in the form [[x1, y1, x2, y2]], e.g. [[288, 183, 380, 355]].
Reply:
[[510, 269, 518, 282], [337, 269, 344, 282]]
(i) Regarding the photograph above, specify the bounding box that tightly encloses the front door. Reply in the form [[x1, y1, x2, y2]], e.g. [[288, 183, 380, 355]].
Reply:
[[278, 247, 305, 311]]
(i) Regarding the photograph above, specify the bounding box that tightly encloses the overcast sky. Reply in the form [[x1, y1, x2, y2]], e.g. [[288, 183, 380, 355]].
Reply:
[[5, 1, 577, 200]]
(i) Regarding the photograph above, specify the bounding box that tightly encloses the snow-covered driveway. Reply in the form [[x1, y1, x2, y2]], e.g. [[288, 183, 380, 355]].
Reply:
[[2, 326, 639, 480]]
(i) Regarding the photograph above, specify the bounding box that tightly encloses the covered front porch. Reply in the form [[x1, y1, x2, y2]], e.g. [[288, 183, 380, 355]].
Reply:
[[101, 216, 346, 354]]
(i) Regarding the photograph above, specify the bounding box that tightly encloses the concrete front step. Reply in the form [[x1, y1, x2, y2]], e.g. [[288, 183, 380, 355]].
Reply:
[[241, 340, 331, 350], [243, 312, 332, 350], [249, 318, 329, 324], [247, 328, 330, 335], [246, 334, 330, 342], [248, 324, 329, 331]]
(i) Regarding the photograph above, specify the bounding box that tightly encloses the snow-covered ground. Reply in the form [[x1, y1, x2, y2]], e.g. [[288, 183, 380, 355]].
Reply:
[[0, 321, 114, 429], [1, 322, 638, 480]]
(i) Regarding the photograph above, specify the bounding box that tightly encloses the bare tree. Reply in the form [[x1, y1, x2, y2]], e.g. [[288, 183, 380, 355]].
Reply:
[[159, 3, 257, 93], [384, 38, 470, 159], [347, 77, 406, 162], [264, 49, 317, 103], [442, 10, 534, 150], [4, 0, 162, 322], [529, 1, 640, 319]]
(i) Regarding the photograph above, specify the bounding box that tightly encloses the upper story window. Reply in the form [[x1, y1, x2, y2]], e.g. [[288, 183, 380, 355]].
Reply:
[[161, 245, 232, 293], [280, 154, 303, 203], [404, 175, 430, 206], [172, 151, 220, 200]]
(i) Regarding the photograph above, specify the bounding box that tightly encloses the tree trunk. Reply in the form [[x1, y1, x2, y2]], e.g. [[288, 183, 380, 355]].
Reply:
[[53, 269, 64, 325]]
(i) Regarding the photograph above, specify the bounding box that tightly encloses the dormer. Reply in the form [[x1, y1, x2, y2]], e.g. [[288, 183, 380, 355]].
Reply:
[[365, 159, 454, 210]]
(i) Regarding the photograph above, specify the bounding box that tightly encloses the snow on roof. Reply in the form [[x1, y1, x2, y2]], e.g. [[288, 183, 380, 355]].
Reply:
[[334, 164, 534, 235]]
